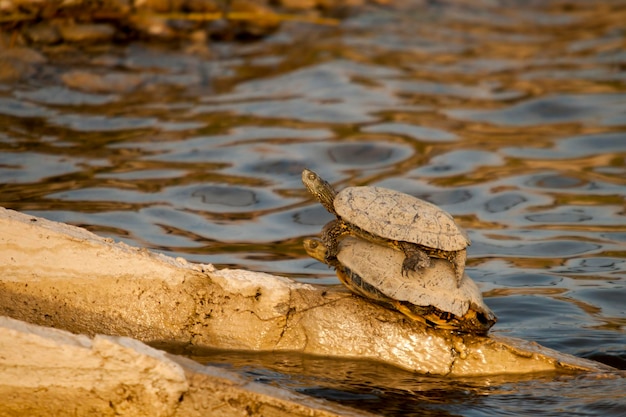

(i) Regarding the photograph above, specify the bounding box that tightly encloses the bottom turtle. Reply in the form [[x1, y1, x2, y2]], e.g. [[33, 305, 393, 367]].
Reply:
[[304, 236, 496, 334]]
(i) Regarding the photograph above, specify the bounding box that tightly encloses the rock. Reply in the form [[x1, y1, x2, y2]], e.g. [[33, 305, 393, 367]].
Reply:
[[0, 57, 29, 83], [0, 316, 373, 417], [224, 0, 282, 39], [61, 70, 144, 94], [135, 0, 186, 13], [0, 206, 616, 378], [278, 0, 318, 10], [58, 23, 116, 43], [130, 14, 178, 39], [0, 47, 46, 83], [23, 22, 62, 44], [316, 0, 365, 9], [0, 316, 187, 416], [0, 47, 47, 64]]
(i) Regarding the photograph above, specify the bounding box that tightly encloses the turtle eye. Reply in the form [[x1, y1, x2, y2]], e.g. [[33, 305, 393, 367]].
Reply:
[[308, 173, 316, 181]]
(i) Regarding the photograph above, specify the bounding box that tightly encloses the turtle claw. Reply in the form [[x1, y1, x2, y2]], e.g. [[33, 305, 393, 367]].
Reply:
[[398, 242, 431, 276]]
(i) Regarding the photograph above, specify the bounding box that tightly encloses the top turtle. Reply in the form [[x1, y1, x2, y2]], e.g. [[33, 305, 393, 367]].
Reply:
[[302, 169, 471, 286]]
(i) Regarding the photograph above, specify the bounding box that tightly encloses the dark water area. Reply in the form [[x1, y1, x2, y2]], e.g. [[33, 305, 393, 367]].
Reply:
[[190, 349, 626, 417], [1, 0, 625, 415]]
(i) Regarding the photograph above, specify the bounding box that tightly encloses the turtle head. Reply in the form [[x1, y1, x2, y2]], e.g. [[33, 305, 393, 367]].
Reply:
[[301, 169, 338, 215], [303, 238, 329, 264]]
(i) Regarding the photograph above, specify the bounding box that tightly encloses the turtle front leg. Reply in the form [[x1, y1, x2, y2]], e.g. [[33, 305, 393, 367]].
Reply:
[[398, 241, 431, 276], [320, 219, 347, 263]]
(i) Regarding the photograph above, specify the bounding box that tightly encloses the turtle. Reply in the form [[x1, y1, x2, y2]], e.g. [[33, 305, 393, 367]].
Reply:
[[304, 236, 496, 334], [302, 168, 470, 287]]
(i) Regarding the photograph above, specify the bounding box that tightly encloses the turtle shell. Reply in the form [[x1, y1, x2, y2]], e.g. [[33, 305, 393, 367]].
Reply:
[[336, 236, 495, 326], [334, 186, 470, 251]]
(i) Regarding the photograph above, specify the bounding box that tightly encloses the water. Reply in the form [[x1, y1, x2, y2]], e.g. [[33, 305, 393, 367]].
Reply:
[[187, 349, 625, 417], [1, 0, 625, 415]]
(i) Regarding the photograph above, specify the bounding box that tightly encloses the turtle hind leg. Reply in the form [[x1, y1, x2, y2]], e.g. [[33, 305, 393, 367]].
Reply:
[[392, 301, 429, 327], [393, 301, 458, 330], [398, 242, 431, 276]]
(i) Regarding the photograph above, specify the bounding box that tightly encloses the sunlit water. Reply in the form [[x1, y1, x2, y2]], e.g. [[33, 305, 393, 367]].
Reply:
[[1, 0, 625, 415]]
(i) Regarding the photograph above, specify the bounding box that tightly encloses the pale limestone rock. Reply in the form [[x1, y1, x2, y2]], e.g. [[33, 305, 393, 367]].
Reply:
[[0, 316, 374, 417], [0, 206, 615, 379], [0, 316, 187, 416]]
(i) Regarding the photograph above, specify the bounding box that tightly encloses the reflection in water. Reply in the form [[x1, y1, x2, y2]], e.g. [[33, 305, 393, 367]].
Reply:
[[446, 93, 626, 127], [362, 122, 459, 142], [1, 0, 625, 415], [191, 186, 258, 207], [184, 348, 625, 417]]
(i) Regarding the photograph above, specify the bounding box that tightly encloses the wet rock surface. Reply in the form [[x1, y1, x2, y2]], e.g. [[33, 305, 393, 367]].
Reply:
[[0, 0, 350, 45]]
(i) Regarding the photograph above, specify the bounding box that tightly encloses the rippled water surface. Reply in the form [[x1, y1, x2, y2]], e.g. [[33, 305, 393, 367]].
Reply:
[[1, 0, 625, 415]]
